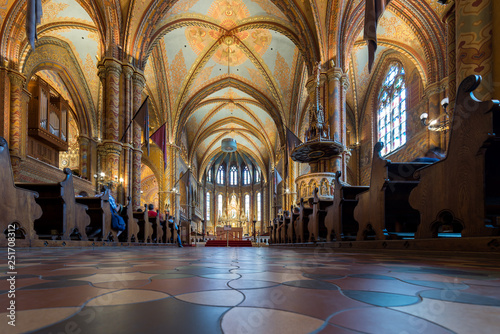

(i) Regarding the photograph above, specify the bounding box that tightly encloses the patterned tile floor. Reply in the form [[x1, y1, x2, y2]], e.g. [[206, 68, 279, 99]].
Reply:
[[1, 247, 500, 334]]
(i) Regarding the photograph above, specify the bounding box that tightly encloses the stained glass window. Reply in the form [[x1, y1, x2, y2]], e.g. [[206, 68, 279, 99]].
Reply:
[[229, 165, 238, 185], [217, 166, 225, 184], [206, 192, 210, 221], [218, 194, 223, 216], [255, 170, 261, 183], [207, 168, 212, 182], [243, 166, 250, 185], [257, 192, 261, 221], [377, 63, 406, 156], [245, 194, 250, 218]]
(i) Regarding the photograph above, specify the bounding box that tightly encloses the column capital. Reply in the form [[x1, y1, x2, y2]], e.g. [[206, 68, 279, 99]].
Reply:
[[132, 71, 146, 88], [122, 64, 134, 79], [341, 74, 350, 91], [305, 73, 327, 95], [101, 140, 124, 154], [326, 67, 343, 82], [7, 70, 26, 87]]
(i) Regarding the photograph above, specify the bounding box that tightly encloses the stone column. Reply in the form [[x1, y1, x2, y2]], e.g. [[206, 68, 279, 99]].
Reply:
[[326, 67, 345, 179], [78, 135, 91, 180], [0, 62, 10, 139], [132, 71, 146, 209], [493, 0, 500, 98], [340, 73, 350, 181], [455, 0, 493, 100], [122, 64, 134, 202], [8, 71, 26, 179], [443, 1, 456, 114], [100, 59, 122, 198]]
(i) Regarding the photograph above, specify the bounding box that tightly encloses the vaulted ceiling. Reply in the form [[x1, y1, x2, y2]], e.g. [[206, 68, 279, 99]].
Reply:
[[1, 0, 447, 180]]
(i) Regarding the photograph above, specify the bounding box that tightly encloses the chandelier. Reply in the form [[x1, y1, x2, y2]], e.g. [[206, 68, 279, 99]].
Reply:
[[221, 138, 237, 152]]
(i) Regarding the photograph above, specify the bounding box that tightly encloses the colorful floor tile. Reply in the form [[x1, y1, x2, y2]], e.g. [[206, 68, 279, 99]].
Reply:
[[0, 247, 499, 333]]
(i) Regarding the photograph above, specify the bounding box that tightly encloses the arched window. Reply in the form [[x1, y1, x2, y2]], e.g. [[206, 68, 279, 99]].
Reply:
[[256, 192, 261, 221], [218, 194, 223, 217], [217, 166, 225, 184], [378, 62, 406, 156], [243, 166, 250, 185], [255, 170, 261, 183], [244, 194, 250, 218], [229, 165, 238, 185], [207, 169, 212, 182], [206, 192, 210, 221]]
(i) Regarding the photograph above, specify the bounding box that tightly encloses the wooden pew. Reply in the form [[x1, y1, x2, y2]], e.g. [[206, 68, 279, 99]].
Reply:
[[133, 205, 152, 243], [295, 198, 313, 243], [410, 75, 500, 238], [280, 209, 292, 244], [118, 196, 139, 243], [354, 142, 431, 240], [308, 187, 333, 242], [288, 207, 299, 243], [75, 189, 111, 241], [16, 168, 90, 240], [165, 215, 174, 243], [324, 171, 368, 241], [150, 210, 161, 243], [0, 136, 42, 240]]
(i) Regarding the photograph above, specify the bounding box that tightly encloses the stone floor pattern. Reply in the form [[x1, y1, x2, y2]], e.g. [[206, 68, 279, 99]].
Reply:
[[1, 247, 500, 334]]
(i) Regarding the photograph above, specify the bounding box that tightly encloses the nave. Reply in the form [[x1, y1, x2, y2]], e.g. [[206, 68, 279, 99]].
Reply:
[[1, 247, 499, 334]]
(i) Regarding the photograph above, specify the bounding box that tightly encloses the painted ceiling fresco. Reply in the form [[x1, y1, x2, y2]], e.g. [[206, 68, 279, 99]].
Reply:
[[1, 0, 447, 180], [144, 0, 302, 178]]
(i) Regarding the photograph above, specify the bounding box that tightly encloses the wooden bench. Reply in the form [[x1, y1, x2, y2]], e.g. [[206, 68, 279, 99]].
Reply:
[[16, 168, 90, 240], [150, 210, 161, 243], [354, 142, 431, 240], [295, 198, 313, 243], [280, 209, 293, 244], [324, 171, 368, 241], [0, 136, 42, 240], [75, 189, 112, 241], [288, 207, 299, 243], [410, 75, 500, 238], [133, 205, 152, 243], [308, 188, 333, 242], [118, 196, 139, 243]]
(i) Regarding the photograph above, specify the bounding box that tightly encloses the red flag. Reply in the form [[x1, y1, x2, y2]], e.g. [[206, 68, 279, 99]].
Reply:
[[364, 0, 392, 72], [133, 96, 150, 155], [150, 123, 167, 170]]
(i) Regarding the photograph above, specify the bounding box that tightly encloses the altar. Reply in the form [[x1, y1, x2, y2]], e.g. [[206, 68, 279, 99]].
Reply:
[[216, 226, 243, 240]]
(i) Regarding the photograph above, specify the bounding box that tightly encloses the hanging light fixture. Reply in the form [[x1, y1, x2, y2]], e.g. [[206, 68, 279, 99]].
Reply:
[[221, 138, 237, 152]]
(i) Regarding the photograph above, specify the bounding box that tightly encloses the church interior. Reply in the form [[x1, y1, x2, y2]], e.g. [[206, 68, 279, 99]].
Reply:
[[1, 0, 500, 333]]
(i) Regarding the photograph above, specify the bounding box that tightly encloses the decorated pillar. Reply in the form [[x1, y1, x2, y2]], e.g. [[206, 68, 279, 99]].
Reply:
[[493, 0, 500, 98], [78, 135, 92, 180], [326, 66, 347, 179], [132, 71, 146, 209], [121, 64, 134, 202], [8, 71, 27, 179], [455, 0, 493, 100], [340, 73, 350, 181], [0, 62, 10, 139], [443, 1, 456, 114], [99, 59, 123, 197]]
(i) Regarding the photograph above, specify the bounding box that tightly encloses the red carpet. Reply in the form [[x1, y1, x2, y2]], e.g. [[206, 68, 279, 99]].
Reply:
[[205, 240, 252, 247]]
